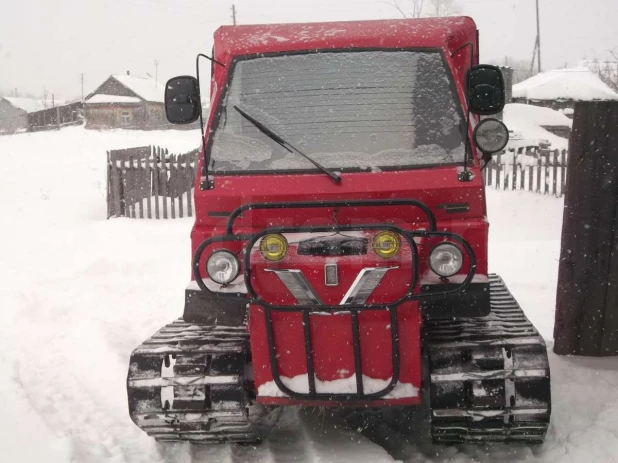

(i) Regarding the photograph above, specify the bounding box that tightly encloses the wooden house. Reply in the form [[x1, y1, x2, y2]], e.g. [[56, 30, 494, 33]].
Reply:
[[0, 97, 47, 134], [84, 73, 168, 129]]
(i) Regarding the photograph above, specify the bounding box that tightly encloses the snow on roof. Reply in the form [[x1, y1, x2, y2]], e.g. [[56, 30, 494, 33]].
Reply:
[[85, 94, 141, 104], [513, 67, 618, 101], [3, 97, 49, 113], [504, 103, 573, 128], [214, 17, 477, 64], [503, 103, 570, 150], [111, 74, 164, 103]]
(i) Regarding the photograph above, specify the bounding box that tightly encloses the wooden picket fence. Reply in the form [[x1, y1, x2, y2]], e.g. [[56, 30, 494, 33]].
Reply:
[[107, 145, 200, 219], [484, 146, 568, 197]]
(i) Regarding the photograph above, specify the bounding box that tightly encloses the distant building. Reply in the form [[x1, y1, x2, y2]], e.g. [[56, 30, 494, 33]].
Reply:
[[84, 73, 169, 129], [0, 97, 48, 134], [28, 101, 83, 132], [512, 67, 618, 114]]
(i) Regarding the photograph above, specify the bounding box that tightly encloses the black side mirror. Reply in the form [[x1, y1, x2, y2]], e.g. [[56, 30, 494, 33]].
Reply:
[[466, 65, 505, 115], [165, 76, 201, 124]]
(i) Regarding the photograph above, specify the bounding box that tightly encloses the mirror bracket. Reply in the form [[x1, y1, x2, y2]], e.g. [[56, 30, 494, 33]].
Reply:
[[458, 170, 474, 182]]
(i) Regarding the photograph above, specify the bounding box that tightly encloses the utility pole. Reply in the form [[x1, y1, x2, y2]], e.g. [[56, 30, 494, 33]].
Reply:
[[154, 59, 159, 86], [529, 0, 542, 75], [231, 4, 237, 25], [14, 88, 17, 97], [536, 0, 542, 73]]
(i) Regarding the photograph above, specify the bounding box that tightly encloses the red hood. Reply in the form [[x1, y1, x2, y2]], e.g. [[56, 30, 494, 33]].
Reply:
[[193, 167, 486, 233]]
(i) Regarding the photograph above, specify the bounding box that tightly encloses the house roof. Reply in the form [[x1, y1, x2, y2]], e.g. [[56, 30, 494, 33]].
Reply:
[[2, 97, 49, 113], [85, 94, 142, 104], [513, 67, 618, 101], [110, 74, 165, 103]]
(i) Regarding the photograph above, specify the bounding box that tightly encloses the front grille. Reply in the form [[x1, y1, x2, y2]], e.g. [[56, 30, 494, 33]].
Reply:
[[297, 235, 368, 257]]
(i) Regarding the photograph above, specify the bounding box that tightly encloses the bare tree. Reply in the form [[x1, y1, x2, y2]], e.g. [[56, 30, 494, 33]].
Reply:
[[426, 0, 460, 17], [384, 0, 427, 18], [587, 49, 618, 93], [490, 57, 538, 84]]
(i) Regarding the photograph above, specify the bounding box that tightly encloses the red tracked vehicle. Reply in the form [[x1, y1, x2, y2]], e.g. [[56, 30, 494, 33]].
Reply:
[[127, 17, 551, 445]]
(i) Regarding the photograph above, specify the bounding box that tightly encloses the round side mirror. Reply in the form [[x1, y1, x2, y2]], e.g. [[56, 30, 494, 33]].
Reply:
[[473, 118, 509, 154]]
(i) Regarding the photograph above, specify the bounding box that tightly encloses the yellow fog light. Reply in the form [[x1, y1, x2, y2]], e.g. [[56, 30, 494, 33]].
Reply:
[[259, 234, 288, 261], [372, 231, 401, 259]]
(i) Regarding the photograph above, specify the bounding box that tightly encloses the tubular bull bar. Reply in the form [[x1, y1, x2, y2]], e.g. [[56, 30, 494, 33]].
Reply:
[[192, 199, 477, 400]]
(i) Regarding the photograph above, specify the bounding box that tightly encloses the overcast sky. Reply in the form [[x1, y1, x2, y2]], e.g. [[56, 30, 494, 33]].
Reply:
[[1, 0, 616, 100]]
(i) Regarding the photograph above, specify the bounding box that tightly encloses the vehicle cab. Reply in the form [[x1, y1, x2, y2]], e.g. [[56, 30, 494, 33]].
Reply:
[[164, 17, 508, 406]]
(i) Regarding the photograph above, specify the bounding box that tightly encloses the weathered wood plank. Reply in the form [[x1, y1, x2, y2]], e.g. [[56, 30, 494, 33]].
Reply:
[[536, 155, 542, 193], [496, 152, 502, 190], [512, 155, 517, 191], [153, 155, 160, 219], [186, 156, 193, 217], [145, 152, 152, 219], [137, 156, 144, 219], [162, 152, 168, 219], [554, 101, 618, 356], [544, 152, 550, 195], [175, 156, 187, 219], [561, 149, 567, 197], [170, 157, 176, 219], [552, 150, 558, 197]]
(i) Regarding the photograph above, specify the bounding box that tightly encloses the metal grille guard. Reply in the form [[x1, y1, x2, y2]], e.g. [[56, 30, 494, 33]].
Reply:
[[190, 200, 477, 401]]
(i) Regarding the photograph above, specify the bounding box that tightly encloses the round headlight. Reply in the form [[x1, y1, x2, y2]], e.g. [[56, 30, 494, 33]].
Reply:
[[372, 231, 401, 259], [429, 243, 463, 277], [206, 250, 239, 284], [259, 234, 288, 262], [473, 118, 509, 154]]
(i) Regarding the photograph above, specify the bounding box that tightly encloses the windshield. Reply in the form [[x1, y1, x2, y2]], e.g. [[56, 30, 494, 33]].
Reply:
[[208, 50, 465, 173]]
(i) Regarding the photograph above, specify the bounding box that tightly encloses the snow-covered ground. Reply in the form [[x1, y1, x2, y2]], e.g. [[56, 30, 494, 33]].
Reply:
[[2, 127, 618, 463]]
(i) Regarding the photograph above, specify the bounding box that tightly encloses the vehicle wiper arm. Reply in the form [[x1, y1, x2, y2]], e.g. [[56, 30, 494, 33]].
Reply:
[[234, 105, 341, 184]]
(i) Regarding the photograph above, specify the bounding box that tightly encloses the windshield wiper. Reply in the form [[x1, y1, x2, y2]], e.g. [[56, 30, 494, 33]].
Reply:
[[233, 105, 341, 184]]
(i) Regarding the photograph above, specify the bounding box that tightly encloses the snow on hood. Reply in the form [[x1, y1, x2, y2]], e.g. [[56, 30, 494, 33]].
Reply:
[[513, 67, 618, 101]]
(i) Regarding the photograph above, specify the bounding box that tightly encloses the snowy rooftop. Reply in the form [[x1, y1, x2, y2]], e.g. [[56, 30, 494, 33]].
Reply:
[[503, 103, 571, 150], [2, 97, 55, 113], [513, 67, 618, 101], [111, 74, 164, 103], [85, 94, 141, 104], [505, 103, 573, 128]]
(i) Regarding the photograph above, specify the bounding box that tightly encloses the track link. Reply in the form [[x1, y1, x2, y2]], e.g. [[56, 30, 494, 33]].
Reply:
[[425, 274, 551, 444], [127, 319, 260, 444]]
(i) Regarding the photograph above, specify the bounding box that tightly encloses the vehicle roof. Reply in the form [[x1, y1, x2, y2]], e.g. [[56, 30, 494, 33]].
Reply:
[[213, 17, 477, 63]]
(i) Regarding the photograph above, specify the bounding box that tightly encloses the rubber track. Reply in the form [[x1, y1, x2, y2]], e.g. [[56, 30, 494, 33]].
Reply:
[[127, 319, 260, 444], [425, 274, 551, 444]]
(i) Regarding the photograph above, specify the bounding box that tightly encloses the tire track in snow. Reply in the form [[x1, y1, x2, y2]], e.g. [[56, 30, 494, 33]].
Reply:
[[298, 408, 396, 463], [12, 298, 166, 463]]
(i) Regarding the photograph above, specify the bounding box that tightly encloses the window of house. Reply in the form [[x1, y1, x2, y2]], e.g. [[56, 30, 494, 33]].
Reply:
[[121, 111, 132, 125]]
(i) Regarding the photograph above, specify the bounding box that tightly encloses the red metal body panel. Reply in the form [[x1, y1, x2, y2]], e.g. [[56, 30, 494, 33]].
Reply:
[[189, 17, 486, 407]]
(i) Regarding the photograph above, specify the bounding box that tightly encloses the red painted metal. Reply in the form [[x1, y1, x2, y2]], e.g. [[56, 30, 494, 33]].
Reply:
[[190, 17, 486, 406]]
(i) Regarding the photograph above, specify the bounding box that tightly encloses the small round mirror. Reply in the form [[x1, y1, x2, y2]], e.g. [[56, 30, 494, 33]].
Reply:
[[473, 118, 509, 154]]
